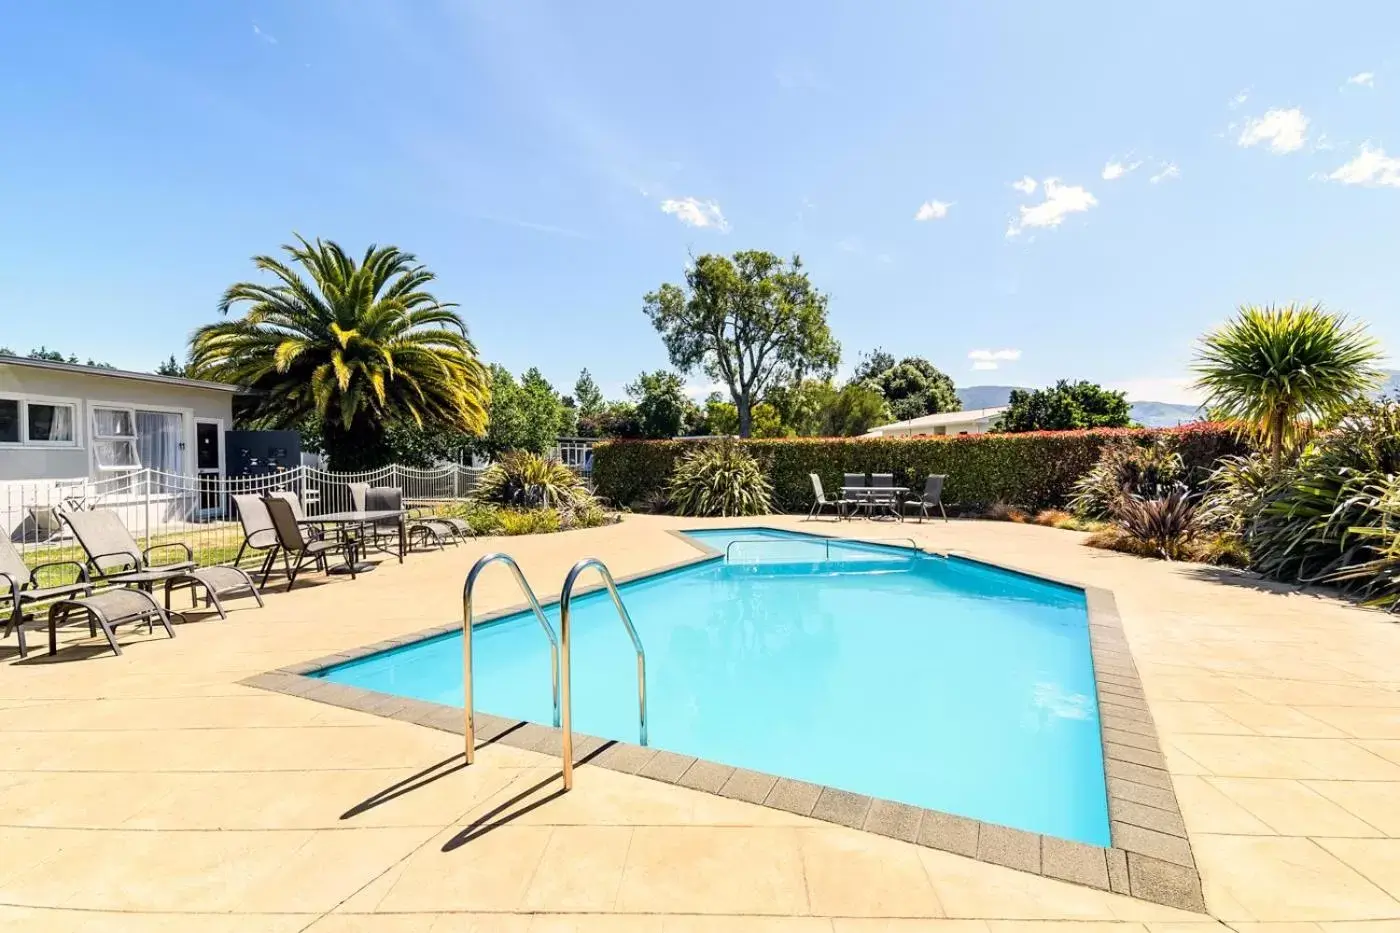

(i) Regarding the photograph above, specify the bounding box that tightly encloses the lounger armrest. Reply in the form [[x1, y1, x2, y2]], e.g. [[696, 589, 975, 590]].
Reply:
[[28, 560, 90, 588], [144, 542, 194, 566], [87, 550, 142, 574]]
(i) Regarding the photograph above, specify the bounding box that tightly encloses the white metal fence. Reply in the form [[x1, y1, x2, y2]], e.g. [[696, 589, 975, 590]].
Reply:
[[1, 463, 485, 572]]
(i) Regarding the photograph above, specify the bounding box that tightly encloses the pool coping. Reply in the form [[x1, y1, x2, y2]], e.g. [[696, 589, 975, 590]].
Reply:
[[241, 524, 1205, 913]]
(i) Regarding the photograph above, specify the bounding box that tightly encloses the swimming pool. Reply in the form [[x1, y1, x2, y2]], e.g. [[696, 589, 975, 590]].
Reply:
[[315, 527, 1111, 846]]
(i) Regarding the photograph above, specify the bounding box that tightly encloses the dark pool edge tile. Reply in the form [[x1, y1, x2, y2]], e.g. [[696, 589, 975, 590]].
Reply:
[[243, 526, 1205, 915]]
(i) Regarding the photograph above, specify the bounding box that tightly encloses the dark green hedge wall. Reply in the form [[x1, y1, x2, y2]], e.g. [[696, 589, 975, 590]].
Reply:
[[592, 424, 1247, 513]]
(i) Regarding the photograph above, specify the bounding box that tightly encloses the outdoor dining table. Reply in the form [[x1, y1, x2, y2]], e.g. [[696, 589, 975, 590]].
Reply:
[[304, 509, 407, 574], [840, 487, 908, 521]]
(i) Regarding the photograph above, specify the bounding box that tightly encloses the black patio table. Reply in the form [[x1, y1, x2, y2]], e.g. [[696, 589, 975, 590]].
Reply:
[[840, 486, 908, 521], [304, 509, 407, 574]]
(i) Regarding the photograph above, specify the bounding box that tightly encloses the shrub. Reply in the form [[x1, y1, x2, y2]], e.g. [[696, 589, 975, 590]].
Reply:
[[592, 424, 1246, 513], [1068, 438, 1185, 519], [474, 450, 589, 509], [1111, 490, 1199, 560], [1328, 473, 1400, 609], [985, 502, 1031, 523], [436, 500, 504, 535], [666, 441, 773, 517], [1197, 453, 1275, 535], [498, 508, 562, 536]]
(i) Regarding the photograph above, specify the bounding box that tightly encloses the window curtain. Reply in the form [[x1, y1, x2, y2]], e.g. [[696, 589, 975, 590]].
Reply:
[[29, 403, 74, 442], [136, 411, 184, 475], [93, 408, 134, 438]]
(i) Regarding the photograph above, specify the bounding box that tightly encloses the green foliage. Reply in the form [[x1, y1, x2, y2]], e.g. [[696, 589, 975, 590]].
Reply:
[[579, 401, 643, 439], [498, 508, 562, 536], [627, 370, 689, 439], [573, 368, 605, 418], [1244, 398, 1400, 594], [478, 365, 568, 456], [1197, 453, 1274, 536], [872, 357, 959, 421], [594, 424, 1245, 512], [436, 500, 506, 535], [191, 235, 489, 470], [1194, 303, 1384, 467], [853, 347, 897, 383], [643, 250, 840, 437], [816, 381, 891, 436], [473, 450, 590, 509], [1, 346, 113, 368], [155, 354, 192, 377], [998, 380, 1133, 432], [1068, 437, 1185, 520], [666, 442, 774, 517], [1328, 474, 1400, 609]]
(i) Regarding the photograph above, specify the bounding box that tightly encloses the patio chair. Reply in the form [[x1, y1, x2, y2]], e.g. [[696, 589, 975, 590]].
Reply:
[[868, 473, 901, 520], [806, 474, 846, 521], [906, 475, 949, 523], [348, 482, 370, 513], [262, 495, 353, 589], [232, 494, 280, 579], [1, 537, 93, 658], [842, 473, 870, 518], [364, 487, 447, 551], [61, 510, 263, 618], [46, 588, 173, 657]]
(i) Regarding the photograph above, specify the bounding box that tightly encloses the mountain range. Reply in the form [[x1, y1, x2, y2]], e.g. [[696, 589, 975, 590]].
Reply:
[[955, 371, 1400, 429]]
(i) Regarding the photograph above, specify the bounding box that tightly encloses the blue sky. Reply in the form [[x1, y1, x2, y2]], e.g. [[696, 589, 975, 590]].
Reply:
[[2, 2, 1397, 404]]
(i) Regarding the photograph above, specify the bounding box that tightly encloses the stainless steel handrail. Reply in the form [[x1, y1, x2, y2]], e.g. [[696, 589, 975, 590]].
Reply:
[[558, 557, 648, 792], [461, 553, 561, 766], [724, 536, 921, 562]]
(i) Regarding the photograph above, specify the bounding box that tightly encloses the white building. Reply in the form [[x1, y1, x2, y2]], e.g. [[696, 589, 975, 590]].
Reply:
[[862, 406, 1008, 438]]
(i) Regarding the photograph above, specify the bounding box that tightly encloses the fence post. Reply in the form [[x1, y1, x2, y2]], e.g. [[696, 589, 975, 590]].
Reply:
[[142, 469, 153, 549]]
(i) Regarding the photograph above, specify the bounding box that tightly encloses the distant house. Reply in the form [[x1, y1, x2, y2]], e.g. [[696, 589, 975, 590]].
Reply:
[[0, 356, 240, 483], [863, 406, 1008, 438]]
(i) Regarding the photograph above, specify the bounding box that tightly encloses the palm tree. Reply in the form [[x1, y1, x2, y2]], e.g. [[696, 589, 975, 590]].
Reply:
[[1194, 303, 1383, 469], [191, 236, 489, 469]]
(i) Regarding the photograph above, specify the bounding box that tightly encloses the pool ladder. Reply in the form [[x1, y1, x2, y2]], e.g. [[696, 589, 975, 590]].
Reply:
[[461, 554, 648, 792]]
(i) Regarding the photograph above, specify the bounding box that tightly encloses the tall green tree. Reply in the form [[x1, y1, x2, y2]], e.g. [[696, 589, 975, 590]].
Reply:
[[643, 250, 840, 437], [156, 354, 191, 377], [627, 370, 689, 439], [1194, 302, 1384, 468], [479, 366, 568, 456], [998, 380, 1133, 433], [1, 346, 113, 368], [853, 347, 897, 383], [573, 368, 605, 418], [818, 381, 891, 436], [191, 236, 489, 469], [874, 357, 958, 421]]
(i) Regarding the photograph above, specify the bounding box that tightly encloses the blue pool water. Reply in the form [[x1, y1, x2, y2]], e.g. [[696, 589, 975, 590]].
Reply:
[[316, 527, 1110, 845]]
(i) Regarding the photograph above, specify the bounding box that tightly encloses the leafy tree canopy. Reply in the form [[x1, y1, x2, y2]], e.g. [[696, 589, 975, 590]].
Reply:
[[998, 380, 1133, 433], [479, 365, 568, 457], [853, 347, 897, 383], [156, 354, 193, 377], [643, 250, 840, 437], [1, 346, 113, 368], [874, 357, 958, 421], [627, 370, 690, 439], [573, 368, 605, 418]]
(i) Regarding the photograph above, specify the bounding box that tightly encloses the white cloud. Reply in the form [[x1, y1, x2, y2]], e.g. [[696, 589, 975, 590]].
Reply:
[[967, 349, 1022, 371], [1011, 176, 1037, 195], [1327, 144, 1400, 188], [1229, 89, 1250, 109], [1238, 108, 1309, 154], [914, 200, 951, 221], [1101, 159, 1142, 181], [252, 23, 277, 44], [1347, 71, 1376, 88], [1005, 179, 1098, 238], [1149, 162, 1180, 184], [660, 197, 729, 231]]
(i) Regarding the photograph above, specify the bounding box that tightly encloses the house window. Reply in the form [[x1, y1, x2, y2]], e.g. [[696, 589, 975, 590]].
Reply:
[[0, 396, 79, 446], [91, 406, 185, 475], [27, 402, 76, 444], [0, 399, 17, 444]]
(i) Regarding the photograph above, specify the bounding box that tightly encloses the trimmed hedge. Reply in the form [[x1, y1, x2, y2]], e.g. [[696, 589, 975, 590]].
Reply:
[[593, 424, 1248, 513]]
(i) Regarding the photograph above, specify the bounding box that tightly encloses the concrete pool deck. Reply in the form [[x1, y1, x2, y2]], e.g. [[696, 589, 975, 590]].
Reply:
[[4, 515, 1400, 930]]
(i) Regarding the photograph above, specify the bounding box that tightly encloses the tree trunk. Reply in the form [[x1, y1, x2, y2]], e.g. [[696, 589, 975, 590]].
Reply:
[[1270, 414, 1285, 473], [737, 393, 752, 438]]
